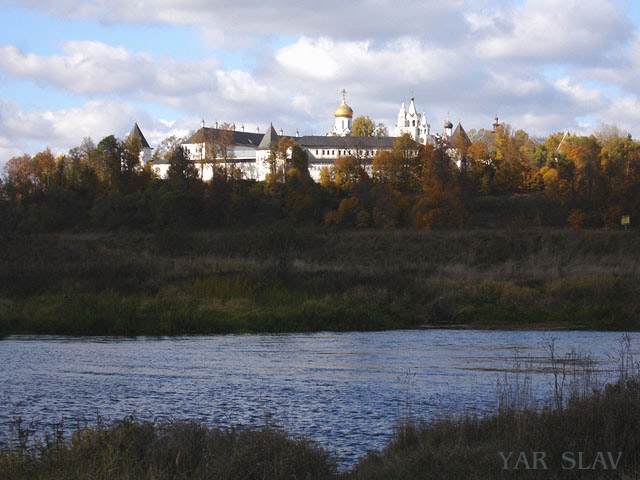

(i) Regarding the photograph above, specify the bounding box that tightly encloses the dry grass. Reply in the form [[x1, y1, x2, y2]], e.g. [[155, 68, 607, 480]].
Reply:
[[1, 228, 639, 335]]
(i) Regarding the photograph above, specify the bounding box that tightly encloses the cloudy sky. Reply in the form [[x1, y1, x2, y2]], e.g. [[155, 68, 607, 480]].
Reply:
[[1, 0, 640, 162]]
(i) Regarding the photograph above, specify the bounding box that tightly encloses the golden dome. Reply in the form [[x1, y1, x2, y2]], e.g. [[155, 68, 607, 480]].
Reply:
[[334, 103, 353, 118], [334, 89, 353, 117]]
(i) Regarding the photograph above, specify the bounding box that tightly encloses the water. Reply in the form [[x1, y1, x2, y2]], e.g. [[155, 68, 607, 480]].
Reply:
[[1, 330, 637, 466]]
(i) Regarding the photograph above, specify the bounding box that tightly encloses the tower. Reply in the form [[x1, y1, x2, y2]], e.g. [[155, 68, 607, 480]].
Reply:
[[395, 97, 429, 144], [127, 122, 152, 165], [332, 89, 353, 136], [444, 114, 453, 139]]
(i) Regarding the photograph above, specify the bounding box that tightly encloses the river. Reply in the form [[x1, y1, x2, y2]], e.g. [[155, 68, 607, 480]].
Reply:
[[1, 330, 637, 465]]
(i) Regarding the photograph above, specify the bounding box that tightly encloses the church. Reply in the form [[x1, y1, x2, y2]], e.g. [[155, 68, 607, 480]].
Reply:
[[145, 90, 472, 181]]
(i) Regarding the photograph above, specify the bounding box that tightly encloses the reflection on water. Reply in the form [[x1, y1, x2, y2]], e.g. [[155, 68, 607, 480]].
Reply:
[[0, 330, 637, 465]]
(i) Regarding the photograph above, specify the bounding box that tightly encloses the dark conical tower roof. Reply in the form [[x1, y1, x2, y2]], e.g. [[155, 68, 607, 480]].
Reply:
[[451, 122, 471, 146], [128, 122, 150, 148], [258, 122, 279, 149]]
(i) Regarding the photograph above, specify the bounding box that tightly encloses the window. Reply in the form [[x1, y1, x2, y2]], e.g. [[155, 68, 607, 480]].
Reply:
[[316, 150, 319, 155], [332, 150, 335, 155], [413, 120, 416, 126]]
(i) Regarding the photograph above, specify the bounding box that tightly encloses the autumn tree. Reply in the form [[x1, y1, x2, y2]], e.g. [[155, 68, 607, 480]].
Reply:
[[352, 116, 375, 137], [4, 154, 34, 200], [561, 135, 602, 207], [489, 124, 535, 193], [188, 129, 215, 180], [371, 133, 420, 190], [153, 135, 183, 163], [374, 122, 388, 137], [3, 148, 58, 200], [265, 137, 295, 184], [411, 146, 467, 229], [214, 124, 236, 167], [327, 155, 369, 193]]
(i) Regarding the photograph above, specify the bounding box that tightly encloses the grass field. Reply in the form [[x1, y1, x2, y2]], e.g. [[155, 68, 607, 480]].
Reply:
[[1, 227, 639, 335]]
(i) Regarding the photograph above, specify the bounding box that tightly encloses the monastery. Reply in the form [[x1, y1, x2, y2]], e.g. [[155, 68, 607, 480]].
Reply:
[[135, 90, 473, 182]]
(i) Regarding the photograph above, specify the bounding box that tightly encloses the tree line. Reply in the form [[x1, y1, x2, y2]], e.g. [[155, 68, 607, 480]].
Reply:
[[1, 121, 638, 232]]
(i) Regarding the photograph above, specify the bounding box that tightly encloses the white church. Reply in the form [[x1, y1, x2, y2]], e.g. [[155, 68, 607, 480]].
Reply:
[[138, 90, 473, 182]]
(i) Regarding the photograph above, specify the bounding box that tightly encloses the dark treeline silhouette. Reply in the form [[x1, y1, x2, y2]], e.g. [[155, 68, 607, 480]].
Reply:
[[2, 123, 639, 232]]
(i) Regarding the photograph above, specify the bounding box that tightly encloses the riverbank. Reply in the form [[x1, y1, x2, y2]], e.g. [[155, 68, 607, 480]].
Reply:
[[1, 227, 639, 335], [3, 374, 640, 479]]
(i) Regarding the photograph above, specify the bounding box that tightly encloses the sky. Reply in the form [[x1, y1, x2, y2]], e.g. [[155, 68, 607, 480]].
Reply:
[[2, 0, 640, 162]]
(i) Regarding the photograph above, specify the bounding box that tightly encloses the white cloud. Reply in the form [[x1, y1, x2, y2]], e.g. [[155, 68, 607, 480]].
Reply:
[[276, 37, 462, 86], [2, 0, 640, 157], [0, 98, 194, 163], [472, 0, 631, 62], [8, 0, 468, 43], [553, 77, 607, 108], [0, 41, 220, 96]]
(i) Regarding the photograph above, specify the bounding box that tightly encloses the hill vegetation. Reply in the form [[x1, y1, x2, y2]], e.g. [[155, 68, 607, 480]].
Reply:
[[1, 124, 639, 232], [1, 228, 638, 335], [1, 123, 639, 334]]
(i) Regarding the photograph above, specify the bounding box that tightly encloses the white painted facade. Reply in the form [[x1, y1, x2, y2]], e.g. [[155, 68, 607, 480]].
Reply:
[[394, 97, 435, 145], [142, 90, 473, 183]]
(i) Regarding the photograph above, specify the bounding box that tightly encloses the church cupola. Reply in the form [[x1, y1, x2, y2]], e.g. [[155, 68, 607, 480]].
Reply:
[[444, 114, 453, 138], [332, 88, 353, 136]]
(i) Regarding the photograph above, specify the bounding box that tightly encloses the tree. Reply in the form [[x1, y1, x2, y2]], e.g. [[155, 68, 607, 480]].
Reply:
[[189, 129, 216, 180], [289, 143, 310, 175], [3, 149, 57, 199], [375, 122, 388, 137], [122, 135, 142, 176], [167, 146, 198, 186], [328, 155, 369, 192], [352, 116, 375, 137], [371, 134, 421, 190], [96, 135, 124, 189], [265, 137, 295, 184], [4, 154, 34, 200], [153, 135, 183, 163], [214, 123, 236, 166]]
